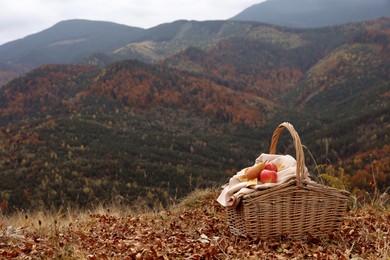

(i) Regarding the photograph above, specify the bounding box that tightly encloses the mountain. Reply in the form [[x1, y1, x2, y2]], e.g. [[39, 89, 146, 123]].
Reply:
[[231, 0, 390, 28], [0, 19, 144, 66], [0, 18, 389, 212]]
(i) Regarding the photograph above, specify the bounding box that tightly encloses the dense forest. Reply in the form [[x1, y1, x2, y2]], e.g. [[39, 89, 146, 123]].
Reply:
[[0, 18, 389, 212]]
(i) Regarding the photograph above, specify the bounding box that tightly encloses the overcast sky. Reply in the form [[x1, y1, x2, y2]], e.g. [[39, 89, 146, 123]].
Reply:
[[0, 0, 266, 45]]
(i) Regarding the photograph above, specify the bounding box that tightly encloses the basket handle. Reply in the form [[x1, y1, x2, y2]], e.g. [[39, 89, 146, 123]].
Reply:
[[269, 122, 306, 183]]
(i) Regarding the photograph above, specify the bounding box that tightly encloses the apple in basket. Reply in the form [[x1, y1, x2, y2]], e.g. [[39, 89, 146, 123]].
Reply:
[[265, 161, 278, 172], [260, 169, 278, 183]]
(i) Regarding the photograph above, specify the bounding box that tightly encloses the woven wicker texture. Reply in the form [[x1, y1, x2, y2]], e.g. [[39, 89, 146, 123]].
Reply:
[[227, 122, 350, 239]]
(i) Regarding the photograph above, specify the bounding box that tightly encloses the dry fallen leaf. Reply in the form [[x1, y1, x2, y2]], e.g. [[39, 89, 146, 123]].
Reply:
[[0, 190, 389, 259]]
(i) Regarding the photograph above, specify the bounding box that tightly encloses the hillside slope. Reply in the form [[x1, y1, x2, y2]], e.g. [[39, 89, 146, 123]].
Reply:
[[231, 0, 390, 28], [164, 18, 390, 163], [0, 60, 274, 125], [0, 60, 284, 211], [0, 19, 144, 66]]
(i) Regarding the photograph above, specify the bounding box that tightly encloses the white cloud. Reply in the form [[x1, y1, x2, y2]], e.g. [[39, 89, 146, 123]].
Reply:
[[0, 0, 265, 45]]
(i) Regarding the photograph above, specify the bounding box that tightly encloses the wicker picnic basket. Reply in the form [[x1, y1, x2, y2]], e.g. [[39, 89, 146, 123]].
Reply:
[[227, 122, 350, 239]]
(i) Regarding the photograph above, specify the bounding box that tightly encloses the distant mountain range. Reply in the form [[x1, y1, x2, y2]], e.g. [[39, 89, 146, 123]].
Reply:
[[231, 0, 390, 28], [0, 0, 389, 87]]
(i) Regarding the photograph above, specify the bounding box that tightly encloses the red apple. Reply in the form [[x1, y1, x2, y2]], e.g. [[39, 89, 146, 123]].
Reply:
[[260, 169, 278, 183], [265, 162, 278, 172]]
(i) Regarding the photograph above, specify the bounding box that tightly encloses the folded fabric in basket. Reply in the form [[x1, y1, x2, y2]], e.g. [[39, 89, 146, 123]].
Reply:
[[217, 153, 309, 208]]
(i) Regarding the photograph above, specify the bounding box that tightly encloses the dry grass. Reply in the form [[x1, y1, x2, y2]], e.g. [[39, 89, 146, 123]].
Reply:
[[1, 189, 389, 259]]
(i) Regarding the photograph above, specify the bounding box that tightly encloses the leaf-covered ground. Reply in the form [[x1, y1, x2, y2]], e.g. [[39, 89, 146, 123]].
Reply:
[[1, 189, 389, 259]]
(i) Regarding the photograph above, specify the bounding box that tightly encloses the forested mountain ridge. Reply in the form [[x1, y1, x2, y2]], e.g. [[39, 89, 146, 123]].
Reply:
[[0, 61, 274, 125], [0, 18, 389, 212]]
